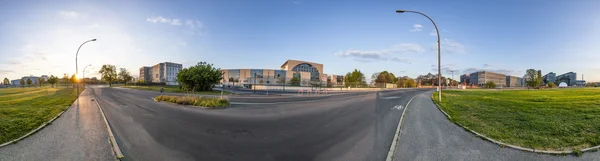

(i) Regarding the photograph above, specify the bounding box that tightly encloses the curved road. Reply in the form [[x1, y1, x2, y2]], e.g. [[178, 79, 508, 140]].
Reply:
[[90, 86, 429, 161], [394, 91, 600, 161]]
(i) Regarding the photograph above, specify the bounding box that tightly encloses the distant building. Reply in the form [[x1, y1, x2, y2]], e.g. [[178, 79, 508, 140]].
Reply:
[[221, 60, 331, 87], [148, 62, 182, 85], [576, 80, 586, 86], [11, 79, 20, 86], [542, 72, 556, 85], [40, 75, 49, 82], [556, 72, 577, 86], [469, 71, 507, 87], [460, 74, 470, 84], [506, 76, 523, 87], [21, 76, 40, 85], [139, 66, 152, 83]]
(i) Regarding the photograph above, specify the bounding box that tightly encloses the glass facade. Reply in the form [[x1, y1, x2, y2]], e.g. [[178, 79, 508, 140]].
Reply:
[[251, 69, 263, 78], [228, 70, 240, 82], [291, 63, 320, 81]]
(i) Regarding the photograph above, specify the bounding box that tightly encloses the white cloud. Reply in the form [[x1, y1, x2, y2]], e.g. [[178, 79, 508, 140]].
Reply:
[[147, 16, 170, 23], [147, 16, 204, 35], [171, 19, 182, 25], [431, 39, 465, 54], [410, 24, 423, 32], [334, 43, 423, 63], [59, 11, 80, 19], [430, 29, 437, 36]]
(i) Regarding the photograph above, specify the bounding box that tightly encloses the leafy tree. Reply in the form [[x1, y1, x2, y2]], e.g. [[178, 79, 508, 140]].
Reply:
[[48, 75, 58, 88], [525, 69, 542, 89], [485, 81, 496, 88], [20, 79, 25, 88], [26, 78, 32, 87], [547, 82, 557, 88], [405, 79, 416, 87], [3, 78, 9, 86], [375, 71, 396, 84], [290, 76, 300, 86], [63, 74, 69, 87], [71, 74, 77, 88], [344, 69, 366, 88], [39, 77, 46, 87], [177, 62, 223, 91], [99, 64, 118, 87], [118, 68, 133, 86]]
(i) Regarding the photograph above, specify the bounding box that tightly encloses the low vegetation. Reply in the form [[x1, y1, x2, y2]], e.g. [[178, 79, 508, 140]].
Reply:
[[0, 87, 81, 144], [123, 85, 230, 95], [433, 88, 600, 151], [155, 95, 229, 108]]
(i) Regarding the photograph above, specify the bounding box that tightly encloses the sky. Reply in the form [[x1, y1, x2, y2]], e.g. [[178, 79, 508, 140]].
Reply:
[[1, 0, 599, 82]]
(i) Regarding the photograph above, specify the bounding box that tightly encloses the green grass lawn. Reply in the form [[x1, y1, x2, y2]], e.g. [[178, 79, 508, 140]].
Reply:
[[433, 88, 600, 151], [0, 87, 81, 144], [122, 85, 231, 95]]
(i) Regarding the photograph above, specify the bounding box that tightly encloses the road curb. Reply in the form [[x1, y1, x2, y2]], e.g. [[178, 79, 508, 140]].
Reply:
[[429, 92, 600, 155], [92, 93, 125, 159], [0, 105, 70, 148], [385, 92, 421, 161]]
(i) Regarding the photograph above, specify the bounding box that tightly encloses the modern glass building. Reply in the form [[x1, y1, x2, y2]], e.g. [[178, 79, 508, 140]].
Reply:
[[221, 60, 339, 87]]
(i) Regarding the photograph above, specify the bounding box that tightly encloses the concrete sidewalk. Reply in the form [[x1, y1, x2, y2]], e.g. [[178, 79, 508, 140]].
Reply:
[[0, 89, 115, 161]]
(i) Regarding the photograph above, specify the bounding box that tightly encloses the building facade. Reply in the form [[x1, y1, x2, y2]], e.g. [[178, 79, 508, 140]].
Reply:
[[542, 72, 556, 85], [139, 66, 152, 83], [11, 79, 20, 86], [506, 76, 523, 87], [556, 72, 577, 86], [469, 71, 507, 87], [221, 60, 335, 87], [460, 74, 470, 84], [139, 62, 182, 85]]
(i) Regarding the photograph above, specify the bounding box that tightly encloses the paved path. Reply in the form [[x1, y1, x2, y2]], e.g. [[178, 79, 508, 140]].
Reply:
[[0, 89, 115, 161], [394, 91, 600, 161], [90, 85, 430, 161]]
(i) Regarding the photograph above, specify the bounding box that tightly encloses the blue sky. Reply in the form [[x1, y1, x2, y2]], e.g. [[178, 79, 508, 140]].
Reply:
[[1, 0, 599, 82]]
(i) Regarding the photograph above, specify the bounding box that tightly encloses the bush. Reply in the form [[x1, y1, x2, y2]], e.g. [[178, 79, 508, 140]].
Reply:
[[155, 95, 229, 108], [484, 81, 496, 88], [547, 82, 557, 88]]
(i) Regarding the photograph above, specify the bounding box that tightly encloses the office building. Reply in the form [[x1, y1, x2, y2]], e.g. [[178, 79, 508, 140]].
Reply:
[[21, 76, 40, 84], [11, 79, 20, 86], [460, 74, 470, 84], [139, 62, 183, 85], [221, 60, 334, 87], [542, 72, 556, 85], [506, 76, 523, 87], [469, 71, 507, 87], [139, 66, 152, 83], [556, 72, 577, 86]]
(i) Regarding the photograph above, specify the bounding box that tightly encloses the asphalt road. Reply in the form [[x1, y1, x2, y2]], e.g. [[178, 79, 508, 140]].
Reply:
[[90, 86, 429, 161], [394, 91, 600, 161]]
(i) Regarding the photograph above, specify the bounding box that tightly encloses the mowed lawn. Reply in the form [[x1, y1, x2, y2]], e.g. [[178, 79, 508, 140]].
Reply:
[[122, 85, 231, 95], [0, 87, 80, 144], [433, 88, 600, 151]]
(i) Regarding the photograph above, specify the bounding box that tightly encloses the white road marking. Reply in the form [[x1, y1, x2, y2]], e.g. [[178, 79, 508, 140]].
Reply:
[[382, 96, 401, 99], [391, 105, 404, 110], [386, 92, 420, 161]]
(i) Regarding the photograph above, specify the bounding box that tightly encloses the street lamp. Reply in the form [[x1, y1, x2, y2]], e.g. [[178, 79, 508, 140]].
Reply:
[[396, 10, 442, 102], [82, 64, 91, 88], [75, 39, 97, 96]]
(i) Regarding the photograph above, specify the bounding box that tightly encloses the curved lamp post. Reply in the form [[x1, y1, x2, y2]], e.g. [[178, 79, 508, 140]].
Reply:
[[396, 10, 442, 102], [76, 39, 96, 96], [82, 64, 92, 88]]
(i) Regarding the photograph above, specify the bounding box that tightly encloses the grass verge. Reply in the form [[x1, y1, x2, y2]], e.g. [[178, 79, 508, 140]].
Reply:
[[155, 95, 229, 108], [433, 88, 600, 151], [0, 87, 82, 144], [123, 85, 231, 95]]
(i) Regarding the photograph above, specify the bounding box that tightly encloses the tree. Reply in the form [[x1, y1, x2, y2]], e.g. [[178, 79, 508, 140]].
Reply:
[[405, 79, 416, 88], [118, 68, 133, 86], [99, 64, 118, 87], [20, 79, 25, 88], [63, 74, 69, 87], [525, 69, 542, 89], [3, 78, 9, 86], [48, 75, 58, 88], [39, 77, 46, 87], [177, 61, 223, 91], [344, 69, 366, 88], [70, 74, 77, 88], [290, 76, 300, 86], [375, 71, 396, 84], [485, 81, 496, 88], [547, 82, 557, 88], [26, 78, 32, 87]]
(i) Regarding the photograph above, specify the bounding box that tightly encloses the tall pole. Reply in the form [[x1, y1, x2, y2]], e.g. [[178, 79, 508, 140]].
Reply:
[[75, 39, 97, 96], [82, 64, 91, 89], [451, 70, 454, 86], [253, 73, 256, 94], [396, 10, 442, 102]]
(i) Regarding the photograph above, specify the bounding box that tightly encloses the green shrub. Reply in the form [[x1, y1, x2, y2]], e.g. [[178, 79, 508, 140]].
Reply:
[[547, 82, 557, 88], [484, 81, 496, 88], [155, 95, 229, 107]]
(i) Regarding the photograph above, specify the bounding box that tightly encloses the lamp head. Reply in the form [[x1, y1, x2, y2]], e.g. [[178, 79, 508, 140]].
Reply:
[[396, 10, 406, 13]]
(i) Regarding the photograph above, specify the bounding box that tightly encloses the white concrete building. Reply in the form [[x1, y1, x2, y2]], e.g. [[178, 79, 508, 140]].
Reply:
[[140, 62, 182, 85]]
